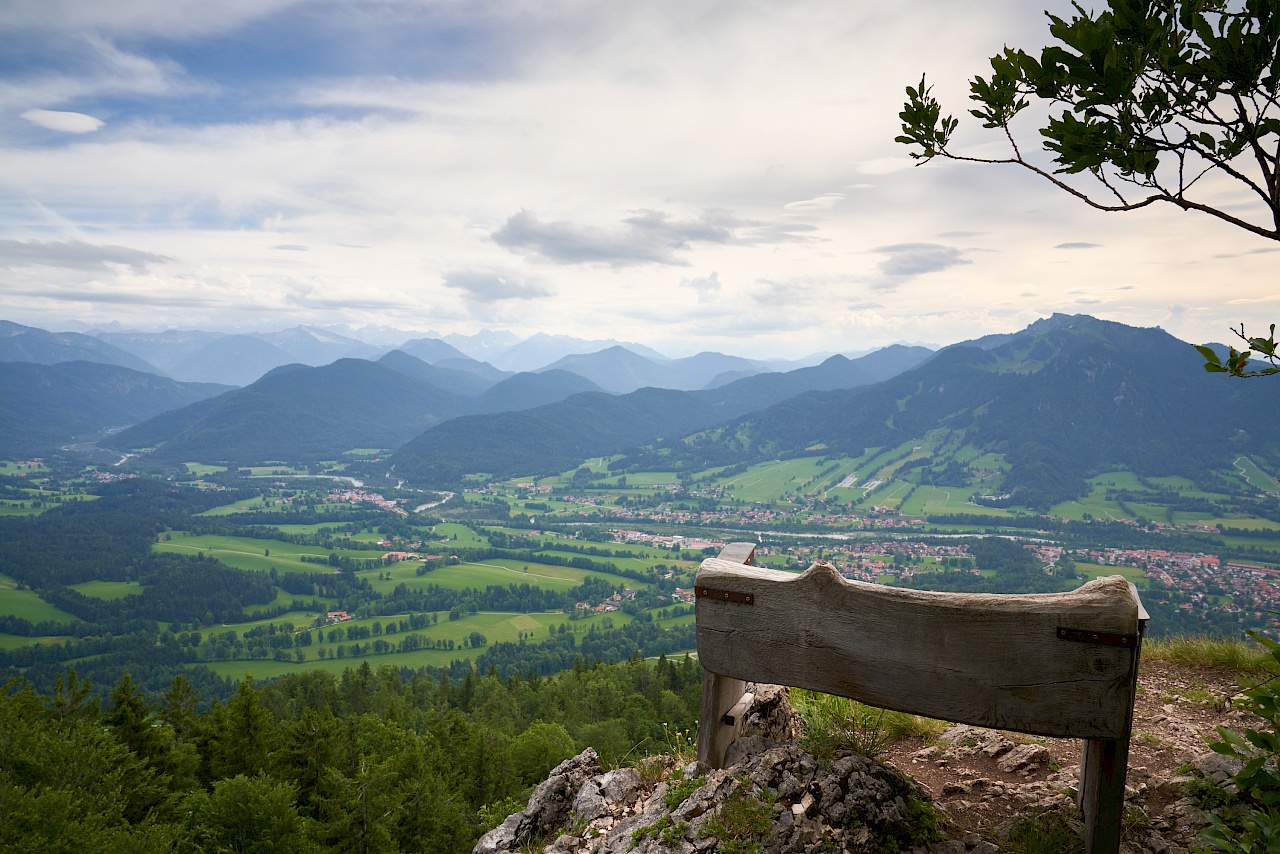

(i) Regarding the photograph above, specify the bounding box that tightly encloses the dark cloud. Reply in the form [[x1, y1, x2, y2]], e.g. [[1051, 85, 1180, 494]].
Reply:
[[3, 287, 215, 306], [492, 208, 812, 267], [871, 243, 970, 287], [442, 269, 552, 302], [1054, 242, 1102, 250], [0, 239, 173, 273]]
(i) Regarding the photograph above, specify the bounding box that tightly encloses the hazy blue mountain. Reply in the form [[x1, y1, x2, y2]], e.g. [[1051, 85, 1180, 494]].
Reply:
[[467, 369, 605, 414], [0, 361, 230, 457], [253, 325, 386, 364], [442, 329, 522, 362], [702, 369, 758, 389], [390, 343, 941, 484], [0, 320, 163, 375], [697, 345, 935, 413], [398, 337, 471, 364], [93, 329, 225, 374], [540, 346, 765, 393], [169, 334, 295, 386], [106, 359, 469, 463], [432, 357, 512, 382], [489, 333, 669, 372], [377, 350, 497, 397]]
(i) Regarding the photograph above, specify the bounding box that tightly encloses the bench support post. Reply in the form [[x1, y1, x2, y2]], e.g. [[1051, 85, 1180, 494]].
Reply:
[[1080, 737, 1128, 854], [1078, 607, 1145, 854], [696, 543, 757, 769], [697, 673, 747, 769]]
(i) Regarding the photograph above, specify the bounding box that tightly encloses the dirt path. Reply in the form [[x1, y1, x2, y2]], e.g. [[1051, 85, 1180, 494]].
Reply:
[[880, 659, 1263, 851]]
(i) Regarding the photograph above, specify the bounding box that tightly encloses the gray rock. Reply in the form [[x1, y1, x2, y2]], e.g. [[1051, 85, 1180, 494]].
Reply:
[[1191, 751, 1244, 784], [997, 743, 1051, 774], [473, 749, 602, 853]]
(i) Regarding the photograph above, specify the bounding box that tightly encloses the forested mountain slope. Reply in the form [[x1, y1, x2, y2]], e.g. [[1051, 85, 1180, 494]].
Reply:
[[104, 358, 469, 463], [723, 316, 1280, 508], [0, 361, 230, 457], [391, 387, 725, 483]]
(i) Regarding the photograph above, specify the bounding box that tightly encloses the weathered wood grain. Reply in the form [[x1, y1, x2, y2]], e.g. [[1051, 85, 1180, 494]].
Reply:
[[694, 559, 1143, 740]]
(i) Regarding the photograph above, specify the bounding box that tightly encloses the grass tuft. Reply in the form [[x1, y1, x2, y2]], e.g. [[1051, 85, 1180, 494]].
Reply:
[[1142, 636, 1276, 674], [792, 690, 944, 760]]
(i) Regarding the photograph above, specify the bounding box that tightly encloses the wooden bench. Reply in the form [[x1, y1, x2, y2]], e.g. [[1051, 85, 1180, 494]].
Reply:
[[694, 543, 1147, 854]]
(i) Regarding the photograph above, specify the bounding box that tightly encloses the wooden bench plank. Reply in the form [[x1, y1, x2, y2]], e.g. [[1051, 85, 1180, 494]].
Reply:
[[694, 558, 1142, 740]]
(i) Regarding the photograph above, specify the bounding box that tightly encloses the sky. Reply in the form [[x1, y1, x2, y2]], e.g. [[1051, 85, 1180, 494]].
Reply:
[[1, 0, 1277, 360]]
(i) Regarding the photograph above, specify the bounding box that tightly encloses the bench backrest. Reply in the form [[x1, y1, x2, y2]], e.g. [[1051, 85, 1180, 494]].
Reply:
[[693, 544, 1147, 854]]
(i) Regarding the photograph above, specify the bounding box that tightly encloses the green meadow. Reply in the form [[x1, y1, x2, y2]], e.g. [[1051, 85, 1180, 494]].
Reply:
[[899, 485, 1010, 517], [154, 534, 381, 574], [715, 458, 833, 503], [382, 559, 602, 595], [200, 609, 653, 682], [0, 573, 77, 624], [70, 580, 144, 601], [1076, 562, 1150, 589], [1235, 456, 1279, 493]]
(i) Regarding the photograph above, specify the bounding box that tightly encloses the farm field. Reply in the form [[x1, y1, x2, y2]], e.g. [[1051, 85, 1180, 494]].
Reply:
[[70, 580, 143, 600], [900, 485, 1011, 517], [0, 573, 77, 624], [0, 633, 66, 650], [1235, 456, 1280, 493], [713, 458, 831, 503], [379, 559, 607, 595], [201, 609, 653, 681], [153, 534, 381, 574], [1076, 562, 1150, 590]]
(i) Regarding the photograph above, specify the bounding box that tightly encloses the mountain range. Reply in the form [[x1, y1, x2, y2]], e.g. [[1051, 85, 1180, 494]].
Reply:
[[7, 315, 1272, 511]]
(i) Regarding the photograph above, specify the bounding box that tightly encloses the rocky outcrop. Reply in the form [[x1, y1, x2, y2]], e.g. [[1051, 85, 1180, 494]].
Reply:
[[474, 684, 958, 854], [475, 679, 1246, 854]]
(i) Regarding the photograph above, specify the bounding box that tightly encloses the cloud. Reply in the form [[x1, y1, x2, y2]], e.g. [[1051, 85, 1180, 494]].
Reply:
[[492, 209, 720, 266], [21, 109, 104, 133], [871, 243, 970, 287], [272, 244, 308, 251], [492, 208, 811, 267], [442, 269, 552, 303], [784, 193, 844, 211], [3, 286, 216, 307], [681, 271, 721, 303], [1055, 242, 1102, 250], [1213, 247, 1280, 259], [0, 239, 172, 273]]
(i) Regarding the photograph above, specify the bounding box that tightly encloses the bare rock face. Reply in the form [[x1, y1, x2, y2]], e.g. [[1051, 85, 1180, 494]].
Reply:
[[474, 749, 604, 854], [473, 686, 957, 854]]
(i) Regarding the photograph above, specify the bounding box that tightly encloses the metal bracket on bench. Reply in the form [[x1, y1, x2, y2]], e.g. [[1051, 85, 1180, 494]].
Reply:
[[1056, 626, 1140, 648], [695, 585, 754, 605]]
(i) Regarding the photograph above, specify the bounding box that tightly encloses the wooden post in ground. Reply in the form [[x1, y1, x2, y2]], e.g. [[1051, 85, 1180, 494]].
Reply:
[[1079, 585, 1148, 854], [696, 543, 756, 769]]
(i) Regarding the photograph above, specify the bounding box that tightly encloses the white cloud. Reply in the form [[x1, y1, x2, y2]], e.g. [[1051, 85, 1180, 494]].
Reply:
[[784, 193, 844, 211], [442, 269, 552, 302], [21, 109, 104, 134], [0, 0, 1275, 358], [681, 271, 722, 303]]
